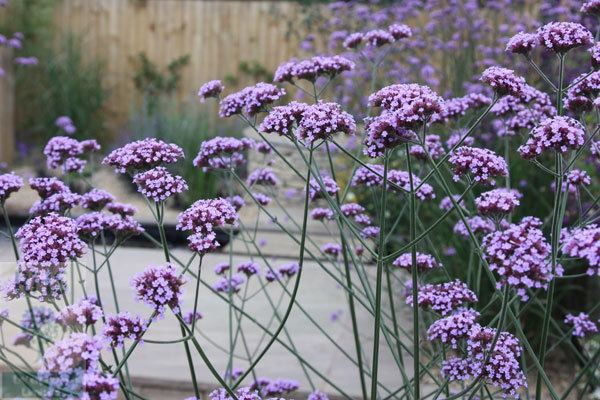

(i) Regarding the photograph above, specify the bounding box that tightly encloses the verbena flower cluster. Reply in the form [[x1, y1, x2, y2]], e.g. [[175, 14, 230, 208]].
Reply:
[[193, 137, 254, 171], [518, 116, 585, 159], [133, 166, 188, 202], [103, 312, 147, 347], [0, 172, 23, 202], [393, 252, 440, 272], [561, 224, 600, 276], [131, 264, 186, 317], [475, 188, 522, 216], [448, 146, 508, 184], [177, 198, 239, 254], [103, 138, 184, 173], [483, 217, 558, 300], [44, 136, 100, 173], [219, 82, 285, 117], [564, 312, 599, 337], [274, 55, 354, 83], [406, 280, 477, 316]]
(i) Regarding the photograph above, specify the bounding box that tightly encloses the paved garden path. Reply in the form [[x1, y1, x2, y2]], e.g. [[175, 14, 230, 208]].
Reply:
[[0, 238, 414, 399]]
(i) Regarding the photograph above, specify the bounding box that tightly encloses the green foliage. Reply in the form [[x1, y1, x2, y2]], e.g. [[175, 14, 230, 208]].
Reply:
[[132, 52, 190, 115], [224, 60, 273, 87], [16, 34, 108, 147], [0, 1, 108, 151]]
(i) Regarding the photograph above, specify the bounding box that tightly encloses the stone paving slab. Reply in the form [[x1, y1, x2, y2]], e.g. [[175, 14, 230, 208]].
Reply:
[[0, 242, 412, 399], [3, 167, 338, 236]]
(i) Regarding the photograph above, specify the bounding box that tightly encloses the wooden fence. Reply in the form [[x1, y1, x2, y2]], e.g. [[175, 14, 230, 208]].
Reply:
[[0, 47, 14, 165], [52, 0, 306, 129]]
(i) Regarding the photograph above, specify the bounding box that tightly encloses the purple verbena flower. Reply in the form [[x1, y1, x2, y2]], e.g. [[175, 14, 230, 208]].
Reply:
[[237, 261, 260, 277], [506, 32, 538, 54], [0, 172, 23, 202], [564, 312, 598, 337], [198, 80, 224, 102], [133, 166, 188, 203], [407, 279, 477, 316], [131, 264, 186, 316], [449, 146, 508, 185], [475, 188, 522, 216], [393, 252, 441, 272], [480, 67, 526, 97], [537, 22, 593, 53], [483, 217, 558, 300], [102, 138, 184, 173], [103, 312, 146, 347], [518, 116, 585, 159], [81, 188, 115, 211], [427, 308, 480, 348]]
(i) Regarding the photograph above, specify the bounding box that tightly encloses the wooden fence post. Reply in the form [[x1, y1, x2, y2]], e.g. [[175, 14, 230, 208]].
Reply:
[[0, 47, 14, 166]]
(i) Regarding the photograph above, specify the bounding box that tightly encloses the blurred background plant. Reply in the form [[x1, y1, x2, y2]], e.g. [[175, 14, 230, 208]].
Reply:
[[128, 53, 243, 208], [0, 0, 108, 156]]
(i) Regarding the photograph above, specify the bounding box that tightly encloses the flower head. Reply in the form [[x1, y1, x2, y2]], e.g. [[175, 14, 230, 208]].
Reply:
[[81, 188, 115, 211], [343, 32, 363, 49], [131, 264, 186, 316], [58, 298, 102, 328], [537, 22, 593, 53], [193, 137, 254, 170], [247, 167, 278, 186], [198, 80, 224, 101], [388, 23, 412, 40], [106, 202, 137, 217], [321, 243, 342, 257], [259, 101, 308, 136], [29, 190, 81, 215], [237, 261, 260, 277], [448, 146, 507, 185], [582, 0, 600, 15], [0, 172, 23, 202], [518, 116, 585, 159], [427, 308, 480, 348], [133, 166, 188, 202], [311, 207, 334, 221], [564, 313, 598, 337], [393, 252, 441, 272], [274, 55, 354, 83], [103, 312, 146, 347], [29, 177, 68, 198], [103, 138, 184, 173], [16, 213, 85, 267], [213, 274, 245, 294], [561, 225, 600, 276], [177, 198, 238, 234], [475, 188, 521, 216], [296, 102, 356, 144], [483, 217, 557, 300], [506, 32, 538, 54], [407, 280, 478, 316], [308, 176, 339, 201], [219, 82, 285, 117], [82, 372, 119, 400], [480, 67, 526, 97], [363, 29, 395, 47]]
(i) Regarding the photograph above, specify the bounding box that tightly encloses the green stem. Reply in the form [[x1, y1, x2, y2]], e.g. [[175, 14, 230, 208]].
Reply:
[[232, 145, 314, 389], [406, 143, 420, 400], [325, 142, 369, 400], [371, 149, 389, 400], [535, 54, 565, 400]]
